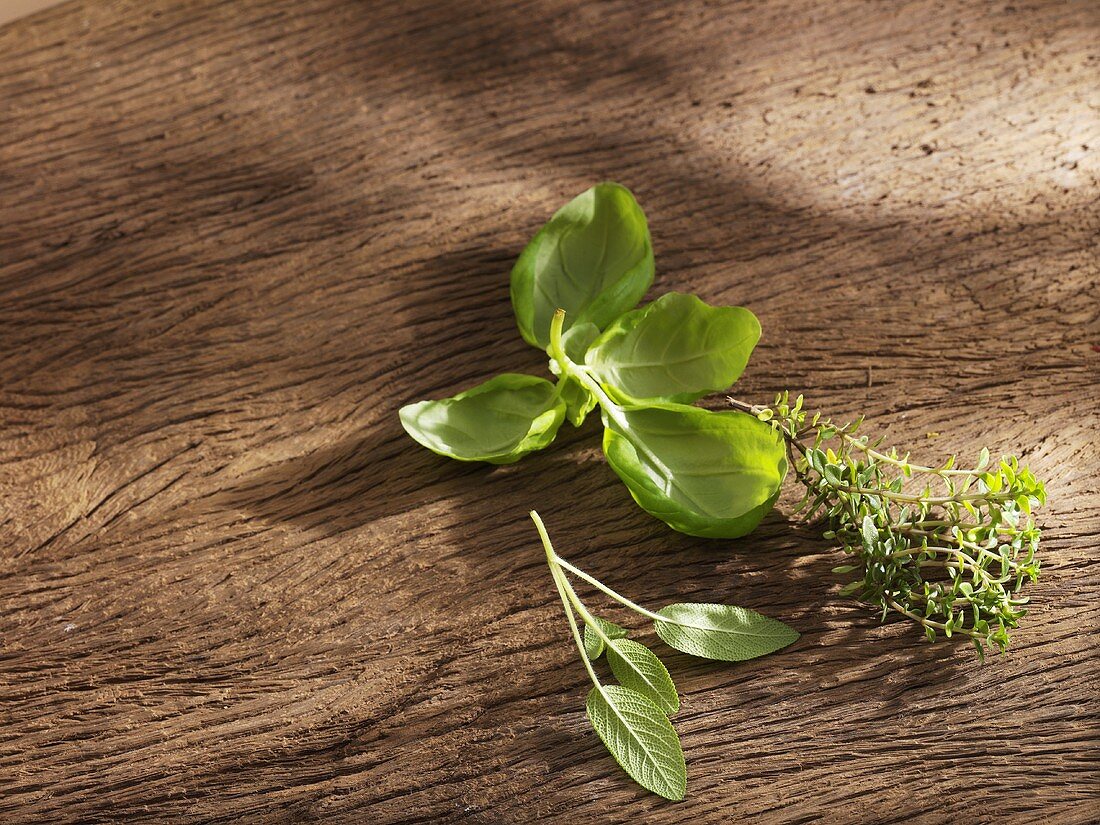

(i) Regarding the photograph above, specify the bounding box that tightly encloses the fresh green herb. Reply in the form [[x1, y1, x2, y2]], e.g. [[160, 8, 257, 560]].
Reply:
[[598, 397, 787, 539], [585, 292, 761, 404], [400, 183, 785, 538], [531, 510, 797, 800], [729, 392, 1046, 656], [510, 182, 654, 350], [583, 616, 628, 660], [399, 373, 565, 464], [653, 602, 801, 662]]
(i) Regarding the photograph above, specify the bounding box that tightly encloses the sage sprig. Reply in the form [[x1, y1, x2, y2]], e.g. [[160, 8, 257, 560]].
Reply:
[[531, 511, 797, 800], [730, 392, 1046, 655]]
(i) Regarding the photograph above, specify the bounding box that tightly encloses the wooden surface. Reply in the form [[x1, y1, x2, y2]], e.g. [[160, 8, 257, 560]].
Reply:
[[1, 1, 1098, 822]]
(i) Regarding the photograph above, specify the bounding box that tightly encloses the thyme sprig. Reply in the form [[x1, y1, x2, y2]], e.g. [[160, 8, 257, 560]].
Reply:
[[731, 392, 1046, 657]]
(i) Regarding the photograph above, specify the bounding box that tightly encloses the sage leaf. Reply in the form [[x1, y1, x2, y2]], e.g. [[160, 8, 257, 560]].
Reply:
[[398, 374, 565, 464], [583, 616, 628, 660], [557, 322, 601, 427], [654, 603, 799, 661], [602, 403, 788, 538], [606, 639, 680, 714], [586, 684, 686, 801], [511, 183, 654, 349], [586, 292, 760, 403]]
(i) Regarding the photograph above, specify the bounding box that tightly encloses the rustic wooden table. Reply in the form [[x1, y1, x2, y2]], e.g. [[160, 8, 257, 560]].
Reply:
[[2, 1, 1098, 822]]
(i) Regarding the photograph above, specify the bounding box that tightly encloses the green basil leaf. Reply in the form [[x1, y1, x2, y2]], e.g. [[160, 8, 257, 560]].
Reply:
[[586, 292, 761, 403], [557, 322, 602, 427], [654, 603, 799, 661], [586, 684, 686, 801], [601, 404, 788, 538], [561, 321, 602, 362], [583, 616, 628, 660], [399, 374, 565, 464], [606, 638, 679, 715], [553, 374, 597, 428], [510, 182, 654, 349]]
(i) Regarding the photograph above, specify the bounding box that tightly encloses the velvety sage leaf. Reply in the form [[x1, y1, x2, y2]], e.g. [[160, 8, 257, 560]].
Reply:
[[606, 639, 679, 715], [558, 322, 601, 427], [586, 685, 686, 801], [583, 616, 628, 660], [654, 603, 799, 662], [586, 292, 761, 403], [601, 403, 787, 538], [510, 183, 654, 349], [399, 374, 565, 464]]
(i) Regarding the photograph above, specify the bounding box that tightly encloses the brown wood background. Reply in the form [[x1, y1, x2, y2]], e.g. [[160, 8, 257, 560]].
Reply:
[[1, 0, 1098, 822]]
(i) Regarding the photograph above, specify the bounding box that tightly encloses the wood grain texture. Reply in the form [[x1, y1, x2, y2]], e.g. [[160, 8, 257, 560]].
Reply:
[[1, 0, 1098, 822]]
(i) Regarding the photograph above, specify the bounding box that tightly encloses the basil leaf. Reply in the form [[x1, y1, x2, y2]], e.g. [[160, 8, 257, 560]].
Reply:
[[654, 603, 799, 661], [510, 183, 654, 349], [556, 322, 601, 427], [586, 292, 761, 403], [583, 616, 628, 660], [606, 638, 679, 715], [601, 404, 787, 538], [586, 685, 686, 801], [562, 321, 602, 362], [399, 374, 565, 464]]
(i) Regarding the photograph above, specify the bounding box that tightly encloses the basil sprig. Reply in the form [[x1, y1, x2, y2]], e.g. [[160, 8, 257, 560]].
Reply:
[[400, 183, 786, 538], [532, 511, 796, 800]]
